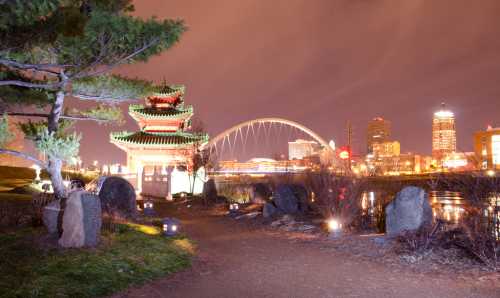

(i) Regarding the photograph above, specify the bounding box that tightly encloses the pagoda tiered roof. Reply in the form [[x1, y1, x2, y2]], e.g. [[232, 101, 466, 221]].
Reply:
[[111, 131, 208, 148], [146, 84, 185, 107], [129, 104, 193, 120]]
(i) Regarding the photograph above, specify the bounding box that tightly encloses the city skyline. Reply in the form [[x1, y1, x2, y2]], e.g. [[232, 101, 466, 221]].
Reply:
[[64, 0, 500, 164]]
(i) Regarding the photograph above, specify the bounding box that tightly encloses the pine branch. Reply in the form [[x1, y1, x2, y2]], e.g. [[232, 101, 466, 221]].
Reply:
[[0, 59, 72, 75], [0, 148, 46, 167], [75, 38, 160, 78], [71, 93, 136, 102], [0, 80, 62, 89], [6, 112, 114, 123]]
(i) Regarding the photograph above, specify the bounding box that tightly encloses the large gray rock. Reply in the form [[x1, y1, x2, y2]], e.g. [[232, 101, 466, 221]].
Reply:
[[273, 185, 299, 214], [289, 184, 309, 212], [263, 202, 278, 218], [43, 199, 61, 234], [58, 191, 102, 248], [81, 192, 102, 247], [385, 186, 432, 237], [250, 183, 271, 204], [202, 179, 218, 201], [59, 191, 85, 247], [99, 176, 136, 220]]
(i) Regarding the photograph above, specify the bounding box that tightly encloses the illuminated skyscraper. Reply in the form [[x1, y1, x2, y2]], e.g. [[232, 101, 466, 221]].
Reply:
[[366, 117, 391, 154], [432, 103, 456, 159], [474, 126, 500, 170]]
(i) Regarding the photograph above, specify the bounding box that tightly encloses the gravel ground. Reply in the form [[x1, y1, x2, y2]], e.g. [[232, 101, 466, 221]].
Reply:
[[112, 203, 499, 298]]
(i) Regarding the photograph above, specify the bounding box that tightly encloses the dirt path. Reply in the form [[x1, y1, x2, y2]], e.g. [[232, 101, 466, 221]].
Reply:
[[113, 206, 499, 298]]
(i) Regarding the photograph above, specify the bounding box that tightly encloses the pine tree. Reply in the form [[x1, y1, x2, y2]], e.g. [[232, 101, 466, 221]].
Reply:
[[0, 0, 186, 198]]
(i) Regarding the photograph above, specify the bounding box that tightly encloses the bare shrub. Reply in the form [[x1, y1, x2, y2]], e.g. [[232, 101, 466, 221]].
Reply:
[[396, 220, 443, 253], [304, 169, 365, 229], [429, 173, 499, 269], [31, 192, 56, 227]]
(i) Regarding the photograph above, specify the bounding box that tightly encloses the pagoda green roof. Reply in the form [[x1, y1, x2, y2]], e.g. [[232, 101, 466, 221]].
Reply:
[[110, 131, 209, 148], [151, 84, 185, 98], [129, 104, 193, 119]]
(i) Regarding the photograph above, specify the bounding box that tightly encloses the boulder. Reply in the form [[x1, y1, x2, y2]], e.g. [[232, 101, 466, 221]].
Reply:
[[58, 191, 102, 248], [289, 184, 309, 212], [80, 192, 102, 247], [202, 179, 218, 201], [263, 202, 278, 218], [59, 191, 85, 247], [250, 183, 271, 204], [385, 186, 432, 237], [273, 184, 299, 214], [99, 176, 136, 220], [43, 199, 61, 234]]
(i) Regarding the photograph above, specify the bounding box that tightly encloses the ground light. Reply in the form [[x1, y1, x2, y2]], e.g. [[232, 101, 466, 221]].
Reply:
[[144, 201, 155, 216], [229, 203, 240, 215], [163, 218, 180, 237], [327, 218, 343, 239]]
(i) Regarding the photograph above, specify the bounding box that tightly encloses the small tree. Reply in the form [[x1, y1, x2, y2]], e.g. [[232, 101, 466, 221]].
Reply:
[[188, 117, 214, 194], [0, 1, 185, 198]]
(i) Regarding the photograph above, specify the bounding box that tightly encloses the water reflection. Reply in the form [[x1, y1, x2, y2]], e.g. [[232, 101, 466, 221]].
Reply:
[[360, 190, 499, 236], [430, 191, 465, 224]]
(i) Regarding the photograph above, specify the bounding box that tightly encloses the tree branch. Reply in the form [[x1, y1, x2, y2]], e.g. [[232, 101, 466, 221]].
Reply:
[[71, 93, 135, 102], [6, 112, 114, 123], [0, 80, 62, 89], [0, 148, 46, 168], [75, 38, 160, 78], [0, 59, 71, 75]]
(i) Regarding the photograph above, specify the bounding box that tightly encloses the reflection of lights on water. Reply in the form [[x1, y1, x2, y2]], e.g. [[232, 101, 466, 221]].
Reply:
[[327, 219, 341, 231], [369, 192, 375, 207], [486, 170, 495, 177]]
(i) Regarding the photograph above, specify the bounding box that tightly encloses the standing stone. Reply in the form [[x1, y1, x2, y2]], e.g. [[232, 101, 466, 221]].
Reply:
[[385, 186, 432, 237], [59, 191, 85, 248], [202, 179, 218, 201], [99, 176, 136, 220], [273, 185, 299, 214], [81, 192, 102, 247], [59, 191, 102, 248], [263, 202, 278, 218], [250, 183, 271, 204], [289, 184, 309, 212], [43, 199, 61, 234]]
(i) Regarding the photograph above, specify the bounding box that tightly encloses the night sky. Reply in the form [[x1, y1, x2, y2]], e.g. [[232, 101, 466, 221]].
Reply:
[[73, 0, 500, 165]]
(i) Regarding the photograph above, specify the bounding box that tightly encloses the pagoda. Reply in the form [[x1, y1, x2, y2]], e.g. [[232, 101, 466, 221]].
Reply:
[[110, 84, 208, 197]]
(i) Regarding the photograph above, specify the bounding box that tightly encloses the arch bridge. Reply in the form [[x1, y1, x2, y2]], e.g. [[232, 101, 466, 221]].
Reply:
[[200, 118, 335, 173]]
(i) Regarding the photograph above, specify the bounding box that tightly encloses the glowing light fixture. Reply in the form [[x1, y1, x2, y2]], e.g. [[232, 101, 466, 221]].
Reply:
[[31, 164, 41, 182], [229, 203, 240, 215], [163, 218, 180, 237], [327, 218, 343, 238], [144, 201, 155, 216]]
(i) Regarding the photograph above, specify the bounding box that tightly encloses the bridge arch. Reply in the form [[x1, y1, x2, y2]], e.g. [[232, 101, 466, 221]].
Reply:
[[202, 117, 333, 153]]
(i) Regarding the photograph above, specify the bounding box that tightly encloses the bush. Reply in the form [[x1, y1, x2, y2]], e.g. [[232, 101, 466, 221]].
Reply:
[[304, 170, 365, 228]]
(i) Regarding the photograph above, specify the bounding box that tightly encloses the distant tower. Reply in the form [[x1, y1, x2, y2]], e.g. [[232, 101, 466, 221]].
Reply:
[[432, 102, 456, 159], [366, 117, 391, 154]]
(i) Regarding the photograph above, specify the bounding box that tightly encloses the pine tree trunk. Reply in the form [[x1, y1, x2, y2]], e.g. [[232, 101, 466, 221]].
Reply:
[[46, 75, 68, 199], [47, 157, 66, 199]]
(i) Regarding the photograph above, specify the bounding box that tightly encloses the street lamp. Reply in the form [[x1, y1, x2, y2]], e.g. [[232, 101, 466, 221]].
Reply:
[[162, 218, 180, 237], [327, 218, 343, 239]]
